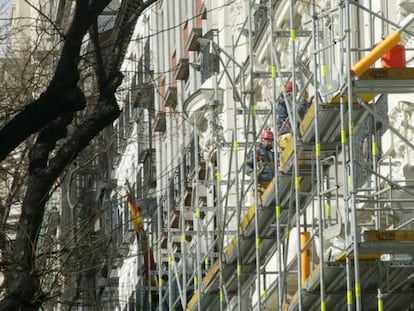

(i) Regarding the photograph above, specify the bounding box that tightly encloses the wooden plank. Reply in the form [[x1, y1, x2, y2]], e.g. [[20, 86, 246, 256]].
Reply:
[[202, 260, 220, 290]]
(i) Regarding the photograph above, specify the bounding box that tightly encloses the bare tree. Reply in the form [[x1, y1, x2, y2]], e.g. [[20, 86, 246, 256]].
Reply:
[[0, 0, 157, 309]]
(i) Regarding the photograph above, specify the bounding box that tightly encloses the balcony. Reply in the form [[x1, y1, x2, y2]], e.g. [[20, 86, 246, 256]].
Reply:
[[164, 86, 177, 109], [153, 105, 166, 132], [174, 58, 189, 81], [183, 77, 224, 126], [186, 27, 203, 51], [132, 82, 154, 109]]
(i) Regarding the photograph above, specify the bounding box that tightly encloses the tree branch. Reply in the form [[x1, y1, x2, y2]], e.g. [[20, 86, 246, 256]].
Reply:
[[89, 19, 108, 93], [0, 0, 113, 162]]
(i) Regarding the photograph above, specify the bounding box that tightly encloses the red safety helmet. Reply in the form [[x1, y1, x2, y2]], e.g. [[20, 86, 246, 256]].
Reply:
[[285, 81, 299, 94], [261, 130, 274, 140]]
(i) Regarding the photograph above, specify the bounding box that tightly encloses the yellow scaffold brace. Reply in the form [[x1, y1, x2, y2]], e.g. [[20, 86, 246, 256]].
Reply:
[[351, 31, 401, 77]]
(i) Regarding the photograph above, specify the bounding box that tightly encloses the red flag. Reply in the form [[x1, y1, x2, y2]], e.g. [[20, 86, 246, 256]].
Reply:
[[127, 193, 144, 233]]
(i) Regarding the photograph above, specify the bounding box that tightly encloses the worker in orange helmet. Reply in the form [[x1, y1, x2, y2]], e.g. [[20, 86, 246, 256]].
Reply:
[[277, 81, 309, 134], [285, 80, 298, 93], [245, 129, 276, 189], [277, 81, 310, 145]]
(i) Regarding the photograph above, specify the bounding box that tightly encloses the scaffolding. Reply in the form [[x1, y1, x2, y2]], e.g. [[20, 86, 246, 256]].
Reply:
[[137, 1, 414, 310]]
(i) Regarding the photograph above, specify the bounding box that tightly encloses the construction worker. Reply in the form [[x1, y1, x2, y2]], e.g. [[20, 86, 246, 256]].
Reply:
[[277, 81, 310, 148], [245, 129, 276, 191]]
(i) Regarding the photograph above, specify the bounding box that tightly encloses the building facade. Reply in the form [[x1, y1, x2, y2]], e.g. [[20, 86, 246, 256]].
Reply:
[[111, 1, 414, 310]]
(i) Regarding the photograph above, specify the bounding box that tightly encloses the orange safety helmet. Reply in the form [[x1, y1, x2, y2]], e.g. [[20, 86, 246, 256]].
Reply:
[[285, 81, 299, 94], [261, 130, 274, 140]]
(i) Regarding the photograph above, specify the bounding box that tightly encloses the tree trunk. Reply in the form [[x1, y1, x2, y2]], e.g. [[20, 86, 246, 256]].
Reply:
[[0, 94, 120, 310]]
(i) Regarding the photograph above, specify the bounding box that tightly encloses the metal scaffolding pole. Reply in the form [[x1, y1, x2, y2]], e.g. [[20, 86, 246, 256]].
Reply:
[[268, 0, 283, 308], [247, 1, 262, 310], [335, 3, 354, 310], [231, 36, 243, 311], [311, 1, 326, 309], [167, 190, 173, 310], [289, 0, 303, 309], [158, 174, 163, 309], [180, 153, 187, 309], [194, 122, 202, 311], [374, 105, 384, 311], [209, 72, 225, 311], [345, 1, 362, 310]]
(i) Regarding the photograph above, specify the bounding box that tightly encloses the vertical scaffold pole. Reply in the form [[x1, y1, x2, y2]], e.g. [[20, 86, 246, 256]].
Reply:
[[158, 177, 163, 309], [180, 151, 187, 309], [289, 0, 303, 309], [167, 185, 173, 310], [268, 0, 283, 308], [211, 72, 225, 311], [345, 1, 362, 310], [311, 2, 326, 310], [231, 37, 243, 311], [338, 3, 354, 310], [194, 122, 202, 311], [247, 1, 262, 309]]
